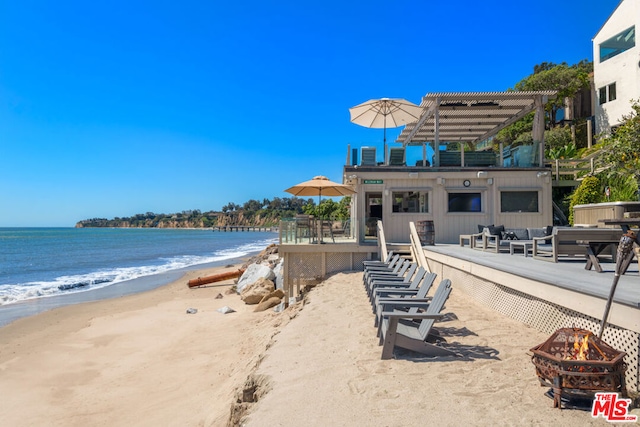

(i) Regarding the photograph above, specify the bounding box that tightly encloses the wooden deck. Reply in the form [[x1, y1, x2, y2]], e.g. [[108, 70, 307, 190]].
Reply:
[[423, 244, 639, 311]]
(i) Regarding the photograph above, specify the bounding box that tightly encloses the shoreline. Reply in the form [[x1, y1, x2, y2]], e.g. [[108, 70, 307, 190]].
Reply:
[[0, 255, 253, 328], [0, 262, 287, 426]]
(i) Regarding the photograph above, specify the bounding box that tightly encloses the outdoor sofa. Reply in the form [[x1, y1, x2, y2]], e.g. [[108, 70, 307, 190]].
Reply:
[[471, 225, 552, 253]]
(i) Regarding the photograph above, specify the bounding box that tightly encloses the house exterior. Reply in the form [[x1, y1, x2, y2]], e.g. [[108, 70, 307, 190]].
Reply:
[[278, 91, 557, 294], [593, 0, 640, 134], [344, 167, 552, 244], [344, 91, 556, 244]]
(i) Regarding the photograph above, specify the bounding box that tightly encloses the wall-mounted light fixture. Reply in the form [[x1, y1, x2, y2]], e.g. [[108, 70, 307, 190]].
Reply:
[[477, 171, 488, 178], [487, 178, 494, 185], [408, 172, 418, 178], [384, 189, 389, 196], [436, 177, 445, 185], [536, 171, 550, 178]]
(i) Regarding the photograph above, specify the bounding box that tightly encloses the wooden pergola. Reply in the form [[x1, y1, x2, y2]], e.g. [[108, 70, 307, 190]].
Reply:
[[397, 91, 557, 167]]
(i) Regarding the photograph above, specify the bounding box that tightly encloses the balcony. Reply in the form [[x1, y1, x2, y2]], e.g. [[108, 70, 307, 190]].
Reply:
[[279, 217, 380, 246]]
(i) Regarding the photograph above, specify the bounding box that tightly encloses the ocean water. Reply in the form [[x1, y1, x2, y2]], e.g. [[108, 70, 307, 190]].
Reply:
[[0, 227, 277, 310]]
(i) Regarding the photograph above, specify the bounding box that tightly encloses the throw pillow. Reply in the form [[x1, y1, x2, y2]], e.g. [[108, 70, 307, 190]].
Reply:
[[487, 225, 505, 236], [501, 231, 518, 240], [478, 224, 494, 233]]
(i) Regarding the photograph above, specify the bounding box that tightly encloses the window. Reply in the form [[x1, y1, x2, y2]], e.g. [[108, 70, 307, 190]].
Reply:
[[500, 191, 539, 213], [599, 26, 635, 62], [448, 192, 481, 212], [608, 83, 616, 101], [599, 86, 607, 105], [392, 191, 428, 213], [598, 83, 617, 104]]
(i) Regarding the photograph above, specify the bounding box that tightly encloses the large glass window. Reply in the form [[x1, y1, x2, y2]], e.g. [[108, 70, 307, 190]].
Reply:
[[598, 83, 618, 104], [392, 191, 428, 213], [599, 26, 635, 62], [501, 191, 539, 213], [448, 192, 481, 212]]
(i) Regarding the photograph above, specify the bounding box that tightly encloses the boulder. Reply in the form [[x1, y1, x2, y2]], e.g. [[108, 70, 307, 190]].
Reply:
[[254, 289, 285, 312], [237, 263, 275, 294], [254, 297, 281, 312], [272, 258, 284, 290], [240, 277, 275, 305]]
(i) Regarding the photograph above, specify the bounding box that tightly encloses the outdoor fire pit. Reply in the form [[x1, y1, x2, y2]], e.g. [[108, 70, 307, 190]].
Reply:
[[530, 327, 627, 409]]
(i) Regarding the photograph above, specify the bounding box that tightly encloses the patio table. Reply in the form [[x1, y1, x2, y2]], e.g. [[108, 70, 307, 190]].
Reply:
[[509, 240, 532, 257], [576, 239, 619, 273]]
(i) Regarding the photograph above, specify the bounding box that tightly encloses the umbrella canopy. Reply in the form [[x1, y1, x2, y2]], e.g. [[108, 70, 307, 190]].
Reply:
[[285, 175, 355, 198], [349, 98, 423, 163], [349, 98, 423, 132]]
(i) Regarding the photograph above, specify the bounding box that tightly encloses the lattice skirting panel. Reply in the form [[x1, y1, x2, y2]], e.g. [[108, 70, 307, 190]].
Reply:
[[284, 251, 372, 296], [431, 260, 640, 393]]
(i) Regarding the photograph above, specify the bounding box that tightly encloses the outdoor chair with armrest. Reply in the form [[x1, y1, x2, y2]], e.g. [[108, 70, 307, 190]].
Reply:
[[363, 251, 395, 269], [373, 272, 438, 326], [362, 256, 402, 285], [368, 267, 428, 308], [366, 262, 417, 299], [363, 254, 400, 273], [377, 279, 457, 359], [364, 258, 410, 281]]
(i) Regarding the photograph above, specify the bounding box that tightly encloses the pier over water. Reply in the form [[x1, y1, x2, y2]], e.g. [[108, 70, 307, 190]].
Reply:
[[212, 226, 278, 232]]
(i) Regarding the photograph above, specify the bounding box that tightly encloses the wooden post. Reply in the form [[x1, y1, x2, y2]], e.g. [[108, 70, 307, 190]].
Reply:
[[433, 98, 441, 167], [532, 95, 546, 166]]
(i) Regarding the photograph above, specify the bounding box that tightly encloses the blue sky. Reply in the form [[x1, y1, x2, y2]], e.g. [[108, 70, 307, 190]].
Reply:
[[0, 0, 620, 226]]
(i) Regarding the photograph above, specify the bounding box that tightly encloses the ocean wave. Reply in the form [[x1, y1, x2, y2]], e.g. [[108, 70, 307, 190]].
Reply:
[[0, 236, 278, 306]]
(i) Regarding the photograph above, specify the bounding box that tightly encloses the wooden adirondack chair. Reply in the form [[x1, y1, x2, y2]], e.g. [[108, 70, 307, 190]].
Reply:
[[366, 262, 417, 301], [364, 260, 413, 291], [373, 272, 438, 327], [378, 279, 457, 359], [368, 268, 429, 309]]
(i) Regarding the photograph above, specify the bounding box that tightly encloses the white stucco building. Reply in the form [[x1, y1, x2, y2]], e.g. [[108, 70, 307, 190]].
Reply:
[[593, 0, 640, 134]]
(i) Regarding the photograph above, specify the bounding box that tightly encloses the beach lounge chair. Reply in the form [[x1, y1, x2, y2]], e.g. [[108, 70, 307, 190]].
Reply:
[[373, 272, 438, 326], [362, 256, 403, 286], [361, 147, 377, 166], [366, 262, 417, 299], [369, 267, 428, 308], [363, 258, 410, 284], [388, 147, 405, 166], [378, 279, 456, 359], [363, 252, 397, 269]]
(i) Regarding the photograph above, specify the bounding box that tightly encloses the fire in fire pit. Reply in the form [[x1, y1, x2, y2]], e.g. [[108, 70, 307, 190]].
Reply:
[[530, 327, 627, 409]]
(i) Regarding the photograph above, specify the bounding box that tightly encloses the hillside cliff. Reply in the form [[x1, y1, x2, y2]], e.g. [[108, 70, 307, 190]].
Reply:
[[75, 210, 282, 228]]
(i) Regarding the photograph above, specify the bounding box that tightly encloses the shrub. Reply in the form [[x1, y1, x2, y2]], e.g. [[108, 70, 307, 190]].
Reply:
[[568, 176, 601, 225]]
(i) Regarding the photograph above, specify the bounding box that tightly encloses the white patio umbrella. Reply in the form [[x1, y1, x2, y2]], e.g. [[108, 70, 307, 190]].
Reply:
[[349, 98, 423, 163]]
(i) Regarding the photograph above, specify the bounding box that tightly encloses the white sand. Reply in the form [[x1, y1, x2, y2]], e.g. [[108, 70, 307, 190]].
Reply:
[[0, 267, 634, 426]]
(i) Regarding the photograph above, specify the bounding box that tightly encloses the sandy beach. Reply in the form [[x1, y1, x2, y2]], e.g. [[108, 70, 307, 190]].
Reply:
[[0, 266, 635, 426]]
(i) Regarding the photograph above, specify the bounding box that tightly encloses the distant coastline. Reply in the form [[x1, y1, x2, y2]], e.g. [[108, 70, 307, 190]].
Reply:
[[76, 210, 282, 229]]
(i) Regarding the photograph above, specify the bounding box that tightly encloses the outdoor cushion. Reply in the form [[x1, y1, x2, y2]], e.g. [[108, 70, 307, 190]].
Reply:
[[487, 225, 504, 236], [502, 228, 528, 240], [478, 224, 494, 233]]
